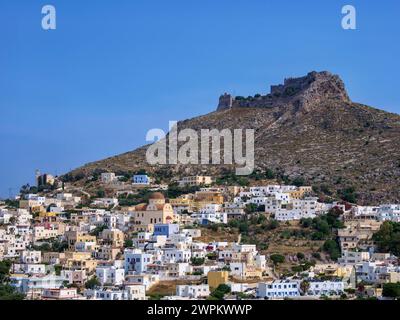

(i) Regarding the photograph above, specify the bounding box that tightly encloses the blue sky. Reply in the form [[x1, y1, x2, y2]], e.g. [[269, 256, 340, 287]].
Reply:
[[0, 0, 399, 198]]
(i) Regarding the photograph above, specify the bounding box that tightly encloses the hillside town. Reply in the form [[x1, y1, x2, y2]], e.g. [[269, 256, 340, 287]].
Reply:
[[0, 171, 399, 300]]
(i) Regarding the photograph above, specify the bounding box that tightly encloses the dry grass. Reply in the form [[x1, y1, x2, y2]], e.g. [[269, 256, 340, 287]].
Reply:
[[197, 227, 239, 243], [147, 280, 202, 297]]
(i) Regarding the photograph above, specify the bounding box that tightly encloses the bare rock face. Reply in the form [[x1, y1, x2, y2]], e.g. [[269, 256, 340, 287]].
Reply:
[[217, 71, 350, 112]]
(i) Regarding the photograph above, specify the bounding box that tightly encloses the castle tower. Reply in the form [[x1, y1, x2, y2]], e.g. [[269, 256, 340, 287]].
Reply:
[[217, 93, 233, 111], [35, 169, 41, 186]]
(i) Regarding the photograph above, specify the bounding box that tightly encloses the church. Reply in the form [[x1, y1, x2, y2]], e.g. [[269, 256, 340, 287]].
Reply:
[[133, 192, 175, 232]]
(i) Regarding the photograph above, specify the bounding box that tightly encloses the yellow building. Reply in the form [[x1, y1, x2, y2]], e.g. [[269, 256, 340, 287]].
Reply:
[[63, 251, 97, 272], [64, 251, 92, 261], [192, 191, 224, 211], [99, 229, 124, 248], [42, 252, 66, 264], [94, 246, 121, 260], [65, 230, 97, 250], [133, 192, 175, 232], [169, 196, 194, 211], [38, 211, 58, 218], [179, 176, 212, 187], [208, 271, 229, 290], [285, 186, 313, 200], [378, 272, 400, 284], [65, 258, 97, 273]]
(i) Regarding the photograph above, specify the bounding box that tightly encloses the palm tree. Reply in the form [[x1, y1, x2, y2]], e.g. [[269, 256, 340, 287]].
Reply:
[[300, 280, 310, 296]]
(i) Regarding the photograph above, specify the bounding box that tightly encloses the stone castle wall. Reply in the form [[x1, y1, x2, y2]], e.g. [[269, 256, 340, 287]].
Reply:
[[216, 71, 350, 112]]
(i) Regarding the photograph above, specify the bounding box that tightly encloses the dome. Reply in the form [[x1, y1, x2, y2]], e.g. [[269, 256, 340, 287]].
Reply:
[[149, 192, 165, 200]]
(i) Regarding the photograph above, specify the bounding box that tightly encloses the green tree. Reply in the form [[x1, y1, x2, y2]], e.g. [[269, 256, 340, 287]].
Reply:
[[338, 187, 357, 203], [245, 203, 258, 214], [52, 240, 69, 252], [85, 276, 101, 289], [0, 260, 26, 300], [300, 218, 313, 228], [210, 284, 231, 300], [323, 239, 341, 261], [312, 252, 321, 260], [296, 252, 305, 261], [264, 219, 279, 230], [190, 257, 205, 266], [292, 176, 305, 187], [0, 284, 25, 300], [270, 254, 285, 265], [0, 260, 12, 283], [96, 188, 106, 198], [54, 265, 63, 276], [265, 169, 275, 179], [90, 224, 108, 237], [382, 283, 400, 298], [238, 222, 249, 234], [124, 239, 133, 248], [300, 280, 310, 295], [372, 221, 400, 256]]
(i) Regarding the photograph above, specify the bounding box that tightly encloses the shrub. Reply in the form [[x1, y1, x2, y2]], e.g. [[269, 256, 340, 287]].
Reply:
[[323, 239, 341, 261], [296, 252, 305, 260], [210, 284, 231, 300], [382, 283, 400, 298], [190, 257, 205, 266], [270, 254, 285, 265], [85, 276, 101, 289], [373, 221, 400, 256], [312, 252, 321, 260]]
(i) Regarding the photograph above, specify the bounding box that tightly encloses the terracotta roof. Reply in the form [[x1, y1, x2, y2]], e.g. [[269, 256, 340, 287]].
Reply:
[[135, 203, 148, 210], [149, 192, 165, 200]]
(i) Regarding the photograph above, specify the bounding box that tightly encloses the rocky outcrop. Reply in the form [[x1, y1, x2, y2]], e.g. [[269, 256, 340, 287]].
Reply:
[[217, 71, 350, 112]]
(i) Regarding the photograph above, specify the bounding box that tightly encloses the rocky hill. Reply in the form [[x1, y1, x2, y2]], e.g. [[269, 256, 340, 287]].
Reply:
[[66, 71, 400, 205]]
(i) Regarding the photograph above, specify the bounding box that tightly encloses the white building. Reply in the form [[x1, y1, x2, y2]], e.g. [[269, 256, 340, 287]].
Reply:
[[0, 209, 12, 224], [338, 250, 370, 265], [11, 274, 66, 294], [223, 203, 246, 219], [192, 204, 227, 225], [96, 265, 125, 286], [20, 250, 42, 264], [355, 261, 400, 283], [42, 288, 78, 300], [33, 225, 59, 241], [125, 274, 159, 290], [13, 263, 46, 275], [124, 284, 146, 300], [257, 281, 300, 299], [85, 285, 146, 300], [306, 280, 345, 296], [101, 172, 116, 183], [176, 284, 210, 299], [377, 204, 400, 222], [124, 249, 154, 273], [92, 198, 119, 207], [162, 248, 191, 263], [352, 206, 379, 217]]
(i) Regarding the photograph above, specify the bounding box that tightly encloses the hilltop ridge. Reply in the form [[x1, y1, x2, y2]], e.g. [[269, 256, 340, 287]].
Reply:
[[217, 71, 350, 112], [66, 71, 400, 205]]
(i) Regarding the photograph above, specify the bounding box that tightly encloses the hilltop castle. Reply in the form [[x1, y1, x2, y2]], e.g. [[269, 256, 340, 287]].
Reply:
[[217, 71, 350, 112]]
